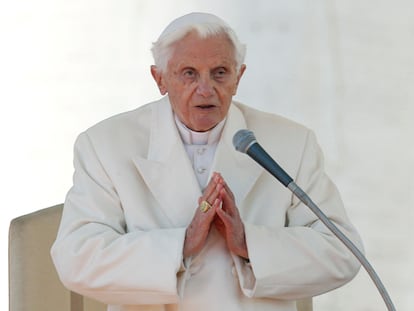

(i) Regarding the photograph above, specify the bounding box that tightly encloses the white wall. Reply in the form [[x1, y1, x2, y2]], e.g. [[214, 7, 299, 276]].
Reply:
[[2, 1, 412, 309]]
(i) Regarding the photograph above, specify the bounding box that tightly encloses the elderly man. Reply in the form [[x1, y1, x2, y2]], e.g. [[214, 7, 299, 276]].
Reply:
[[51, 12, 363, 311]]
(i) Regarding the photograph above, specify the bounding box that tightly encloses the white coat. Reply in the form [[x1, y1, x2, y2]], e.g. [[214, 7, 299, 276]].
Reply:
[[51, 97, 363, 311]]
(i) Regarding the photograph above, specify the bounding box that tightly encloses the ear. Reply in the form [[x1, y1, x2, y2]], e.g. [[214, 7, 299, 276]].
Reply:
[[150, 65, 167, 95], [233, 64, 246, 95]]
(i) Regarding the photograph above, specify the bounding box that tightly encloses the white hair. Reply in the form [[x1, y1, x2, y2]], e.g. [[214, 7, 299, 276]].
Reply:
[[151, 12, 246, 73]]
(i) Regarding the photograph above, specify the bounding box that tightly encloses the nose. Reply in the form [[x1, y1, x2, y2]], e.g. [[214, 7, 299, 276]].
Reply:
[[196, 76, 214, 97]]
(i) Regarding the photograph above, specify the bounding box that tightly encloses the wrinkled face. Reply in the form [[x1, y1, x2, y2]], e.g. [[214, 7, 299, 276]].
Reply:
[[151, 31, 246, 132]]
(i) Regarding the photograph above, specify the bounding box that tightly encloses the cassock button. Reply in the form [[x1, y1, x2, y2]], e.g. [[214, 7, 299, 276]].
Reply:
[[197, 167, 206, 174], [197, 147, 206, 155]]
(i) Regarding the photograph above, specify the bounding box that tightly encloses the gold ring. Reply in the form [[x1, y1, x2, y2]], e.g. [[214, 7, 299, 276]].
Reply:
[[199, 200, 212, 213]]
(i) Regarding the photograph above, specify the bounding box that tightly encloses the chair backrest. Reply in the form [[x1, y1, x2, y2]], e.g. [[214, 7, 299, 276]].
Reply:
[[296, 298, 313, 311], [8, 204, 106, 311], [9, 204, 312, 311]]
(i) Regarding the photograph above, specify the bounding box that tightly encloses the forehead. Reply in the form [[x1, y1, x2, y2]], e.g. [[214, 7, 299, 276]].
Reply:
[[168, 32, 237, 69]]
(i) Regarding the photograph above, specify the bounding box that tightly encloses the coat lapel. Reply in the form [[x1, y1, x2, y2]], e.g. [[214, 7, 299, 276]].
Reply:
[[211, 104, 264, 207], [132, 98, 201, 227], [133, 100, 264, 226]]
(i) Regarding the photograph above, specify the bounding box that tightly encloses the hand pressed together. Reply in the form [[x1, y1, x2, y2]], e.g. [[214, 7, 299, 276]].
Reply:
[[183, 172, 249, 259]]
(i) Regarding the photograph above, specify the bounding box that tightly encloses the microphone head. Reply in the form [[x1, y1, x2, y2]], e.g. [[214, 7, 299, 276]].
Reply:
[[233, 129, 257, 153]]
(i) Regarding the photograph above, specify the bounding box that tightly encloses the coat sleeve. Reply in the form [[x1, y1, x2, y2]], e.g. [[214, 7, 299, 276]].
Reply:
[[234, 130, 363, 300], [50, 132, 186, 306]]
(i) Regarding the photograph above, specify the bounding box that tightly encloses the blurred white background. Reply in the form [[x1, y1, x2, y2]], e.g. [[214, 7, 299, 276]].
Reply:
[[1, 0, 413, 310]]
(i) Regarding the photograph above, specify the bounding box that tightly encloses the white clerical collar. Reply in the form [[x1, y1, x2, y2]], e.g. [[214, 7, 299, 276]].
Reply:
[[174, 114, 226, 145]]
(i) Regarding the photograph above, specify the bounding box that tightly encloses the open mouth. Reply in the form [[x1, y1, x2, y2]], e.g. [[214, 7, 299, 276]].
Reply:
[[196, 104, 216, 109]]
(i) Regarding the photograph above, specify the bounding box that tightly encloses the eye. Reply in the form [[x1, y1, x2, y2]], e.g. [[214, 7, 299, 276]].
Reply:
[[182, 68, 196, 79], [213, 67, 228, 80]]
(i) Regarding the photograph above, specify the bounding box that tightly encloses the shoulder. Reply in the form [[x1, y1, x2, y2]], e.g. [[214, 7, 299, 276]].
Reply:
[[83, 98, 169, 142], [232, 101, 311, 144], [74, 99, 168, 158], [87, 102, 152, 136]]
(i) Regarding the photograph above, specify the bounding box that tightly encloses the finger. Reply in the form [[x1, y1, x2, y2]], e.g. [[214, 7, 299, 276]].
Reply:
[[218, 187, 237, 216], [214, 216, 226, 237], [200, 173, 220, 202], [213, 175, 235, 205], [202, 177, 217, 198], [216, 207, 245, 242], [212, 197, 221, 208], [197, 197, 221, 218], [202, 183, 223, 210], [215, 203, 231, 225], [220, 179, 235, 201]]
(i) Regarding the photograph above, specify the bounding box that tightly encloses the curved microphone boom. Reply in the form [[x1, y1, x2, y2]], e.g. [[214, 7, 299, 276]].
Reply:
[[233, 129, 396, 311]]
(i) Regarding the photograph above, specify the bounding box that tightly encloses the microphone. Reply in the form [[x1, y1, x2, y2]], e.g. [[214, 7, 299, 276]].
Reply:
[[233, 129, 396, 311], [233, 129, 293, 187]]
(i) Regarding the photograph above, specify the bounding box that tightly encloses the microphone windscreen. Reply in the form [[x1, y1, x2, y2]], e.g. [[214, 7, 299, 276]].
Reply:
[[233, 129, 256, 153]]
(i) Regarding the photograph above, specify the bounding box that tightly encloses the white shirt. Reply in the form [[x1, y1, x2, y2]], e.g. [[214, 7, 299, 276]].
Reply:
[[174, 115, 226, 189]]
